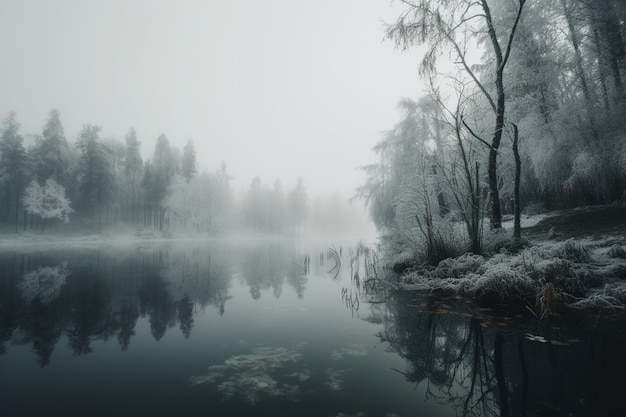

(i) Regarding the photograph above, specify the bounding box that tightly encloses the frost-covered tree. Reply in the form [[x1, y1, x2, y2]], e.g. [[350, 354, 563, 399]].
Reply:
[[23, 178, 73, 226], [387, 0, 527, 229], [500, 0, 626, 207], [166, 163, 233, 234]]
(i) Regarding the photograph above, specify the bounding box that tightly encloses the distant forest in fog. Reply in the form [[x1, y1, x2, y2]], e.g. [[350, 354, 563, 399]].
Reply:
[[357, 0, 626, 262], [0, 109, 366, 236]]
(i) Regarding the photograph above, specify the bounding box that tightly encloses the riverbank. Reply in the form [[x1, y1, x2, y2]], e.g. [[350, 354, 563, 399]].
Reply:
[[395, 205, 626, 313]]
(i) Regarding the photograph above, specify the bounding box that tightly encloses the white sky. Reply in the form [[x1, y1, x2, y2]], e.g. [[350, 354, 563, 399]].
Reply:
[[0, 0, 423, 197]]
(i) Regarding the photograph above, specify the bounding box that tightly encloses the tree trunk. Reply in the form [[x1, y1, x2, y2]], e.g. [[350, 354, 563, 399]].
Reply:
[[472, 162, 482, 253], [481, 0, 526, 229], [512, 123, 522, 239]]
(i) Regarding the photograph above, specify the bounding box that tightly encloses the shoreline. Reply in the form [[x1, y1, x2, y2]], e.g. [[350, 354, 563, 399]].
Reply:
[[389, 205, 626, 313]]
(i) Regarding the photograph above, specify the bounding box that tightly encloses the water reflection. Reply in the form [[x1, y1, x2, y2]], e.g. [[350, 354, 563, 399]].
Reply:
[[382, 292, 626, 417], [4, 242, 626, 417], [0, 241, 312, 366]]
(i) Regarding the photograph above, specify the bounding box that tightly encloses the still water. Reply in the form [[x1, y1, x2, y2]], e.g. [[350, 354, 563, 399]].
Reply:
[[1, 239, 625, 417]]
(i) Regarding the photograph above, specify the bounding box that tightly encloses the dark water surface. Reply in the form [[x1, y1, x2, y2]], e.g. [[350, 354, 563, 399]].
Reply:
[[1, 239, 625, 417]]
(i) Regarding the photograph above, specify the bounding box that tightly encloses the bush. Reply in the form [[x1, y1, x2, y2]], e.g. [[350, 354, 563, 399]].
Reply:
[[571, 283, 626, 310], [534, 258, 572, 282], [468, 264, 538, 303], [483, 229, 530, 254], [433, 253, 485, 278]]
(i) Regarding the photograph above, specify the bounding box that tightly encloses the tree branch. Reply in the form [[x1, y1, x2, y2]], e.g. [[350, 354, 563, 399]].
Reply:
[[500, 0, 527, 72], [461, 116, 494, 151]]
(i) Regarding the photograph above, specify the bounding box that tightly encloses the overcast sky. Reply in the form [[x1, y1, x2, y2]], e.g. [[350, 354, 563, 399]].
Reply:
[[0, 0, 422, 197]]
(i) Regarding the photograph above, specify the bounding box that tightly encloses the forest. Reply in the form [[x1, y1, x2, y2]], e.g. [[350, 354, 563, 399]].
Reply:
[[0, 109, 358, 236], [358, 0, 626, 266]]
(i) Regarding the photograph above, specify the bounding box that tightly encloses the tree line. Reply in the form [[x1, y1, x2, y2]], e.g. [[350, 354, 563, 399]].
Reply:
[[359, 0, 626, 263], [0, 110, 308, 235]]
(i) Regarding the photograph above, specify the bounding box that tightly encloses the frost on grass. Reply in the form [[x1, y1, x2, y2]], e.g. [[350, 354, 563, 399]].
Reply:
[[401, 237, 626, 308], [571, 282, 626, 310], [430, 254, 485, 278], [19, 262, 70, 303]]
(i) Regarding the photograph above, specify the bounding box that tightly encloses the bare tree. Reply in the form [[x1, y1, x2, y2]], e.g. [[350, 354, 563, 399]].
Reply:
[[386, 0, 527, 229]]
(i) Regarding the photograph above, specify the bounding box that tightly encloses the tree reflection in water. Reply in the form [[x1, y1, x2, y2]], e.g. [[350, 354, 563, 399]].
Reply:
[[380, 291, 626, 417], [0, 241, 311, 366]]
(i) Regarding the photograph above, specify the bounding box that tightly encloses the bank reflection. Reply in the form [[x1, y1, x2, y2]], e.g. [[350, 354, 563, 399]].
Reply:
[[0, 241, 312, 366], [381, 292, 626, 417]]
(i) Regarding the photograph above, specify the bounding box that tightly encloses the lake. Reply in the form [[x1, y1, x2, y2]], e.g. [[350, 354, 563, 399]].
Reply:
[[1, 239, 625, 417]]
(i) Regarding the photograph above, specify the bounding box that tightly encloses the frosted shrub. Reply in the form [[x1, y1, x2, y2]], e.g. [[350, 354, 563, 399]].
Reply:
[[572, 283, 626, 310], [468, 264, 538, 302], [550, 239, 591, 262], [534, 258, 572, 281], [434, 253, 485, 278], [523, 239, 591, 263], [483, 228, 529, 254]]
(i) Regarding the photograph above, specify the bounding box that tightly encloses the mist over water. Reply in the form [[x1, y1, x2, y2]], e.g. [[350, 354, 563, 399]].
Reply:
[[2, 1, 626, 416]]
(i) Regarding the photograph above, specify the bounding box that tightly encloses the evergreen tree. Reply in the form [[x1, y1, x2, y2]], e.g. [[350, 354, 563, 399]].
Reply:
[[0, 111, 28, 231], [75, 124, 113, 228], [142, 134, 176, 231], [287, 178, 308, 235], [124, 127, 142, 222], [33, 109, 69, 185], [181, 138, 197, 183]]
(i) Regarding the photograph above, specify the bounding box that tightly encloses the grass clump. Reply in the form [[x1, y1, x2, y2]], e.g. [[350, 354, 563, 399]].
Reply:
[[399, 234, 626, 311], [571, 282, 626, 310], [549, 238, 591, 262], [432, 253, 485, 278], [466, 264, 538, 303], [483, 228, 530, 254]]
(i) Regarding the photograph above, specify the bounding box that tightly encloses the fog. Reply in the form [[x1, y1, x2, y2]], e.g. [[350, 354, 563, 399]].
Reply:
[[0, 0, 421, 199]]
